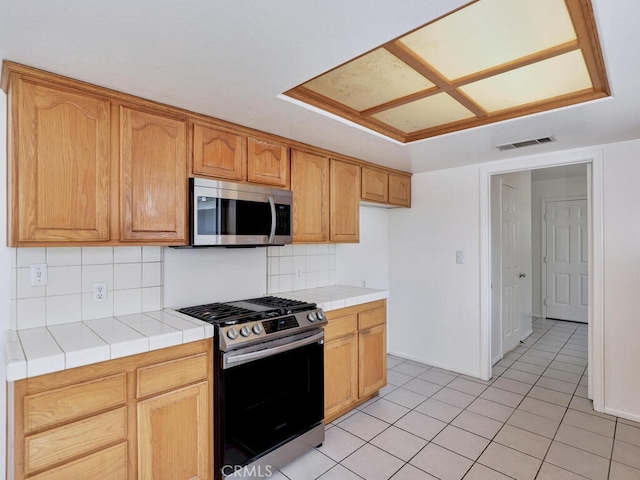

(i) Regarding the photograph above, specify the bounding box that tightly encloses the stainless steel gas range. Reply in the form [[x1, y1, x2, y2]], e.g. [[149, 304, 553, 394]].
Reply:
[[178, 296, 327, 479]]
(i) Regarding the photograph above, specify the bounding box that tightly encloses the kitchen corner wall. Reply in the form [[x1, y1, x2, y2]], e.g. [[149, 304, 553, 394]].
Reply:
[[10, 246, 163, 330], [267, 244, 336, 294]]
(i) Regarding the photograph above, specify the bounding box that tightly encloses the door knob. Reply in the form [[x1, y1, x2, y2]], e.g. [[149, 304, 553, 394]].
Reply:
[[519, 273, 527, 278]]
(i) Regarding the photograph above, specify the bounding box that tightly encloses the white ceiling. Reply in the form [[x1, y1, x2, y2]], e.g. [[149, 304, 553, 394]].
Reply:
[[1, 0, 638, 174]]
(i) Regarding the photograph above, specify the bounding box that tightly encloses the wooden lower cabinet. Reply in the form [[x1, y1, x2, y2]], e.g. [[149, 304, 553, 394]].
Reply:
[[323, 300, 387, 423], [324, 328, 358, 420], [138, 382, 209, 480], [9, 340, 213, 480]]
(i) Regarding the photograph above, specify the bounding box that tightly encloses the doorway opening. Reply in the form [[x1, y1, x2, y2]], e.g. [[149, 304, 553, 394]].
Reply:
[[480, 149, 604, 411]]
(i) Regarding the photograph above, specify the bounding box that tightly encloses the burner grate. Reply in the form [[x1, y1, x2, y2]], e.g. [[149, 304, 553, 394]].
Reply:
[[178, 303, 256, 324], [178, 296, 317, 326], [243, 296, 314, 311]]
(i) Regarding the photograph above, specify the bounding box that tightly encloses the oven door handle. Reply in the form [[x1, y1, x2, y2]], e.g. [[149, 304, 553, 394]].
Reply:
[[223, 331, 324, 369]]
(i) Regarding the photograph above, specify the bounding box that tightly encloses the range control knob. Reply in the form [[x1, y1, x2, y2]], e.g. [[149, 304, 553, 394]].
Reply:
[[307, 312, 317, 322], [252, 324, 263, 335], [227, 328, 238, 340], [240, 326, 251, 337], [316, 310, 325, 320]]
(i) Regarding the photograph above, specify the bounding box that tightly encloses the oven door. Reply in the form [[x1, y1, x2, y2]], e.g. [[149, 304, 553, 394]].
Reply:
[[220, 330, 324, 469]]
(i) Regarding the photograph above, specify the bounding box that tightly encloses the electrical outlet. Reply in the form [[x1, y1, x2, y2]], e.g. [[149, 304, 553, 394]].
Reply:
[[295, 269, 302, 279], [93, 282, 107, 303]]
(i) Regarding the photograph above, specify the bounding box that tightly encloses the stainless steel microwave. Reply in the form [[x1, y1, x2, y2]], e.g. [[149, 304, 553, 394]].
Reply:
[[189, 178, 292, 246]]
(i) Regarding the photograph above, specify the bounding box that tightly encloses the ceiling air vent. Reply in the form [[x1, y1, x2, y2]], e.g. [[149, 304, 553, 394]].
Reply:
[[495, 136, 556, 151]]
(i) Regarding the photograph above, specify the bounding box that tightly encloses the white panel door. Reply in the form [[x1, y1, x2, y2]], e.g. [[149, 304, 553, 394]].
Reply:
[[545, 199, 588, 322], [502, 183, 522, 354]]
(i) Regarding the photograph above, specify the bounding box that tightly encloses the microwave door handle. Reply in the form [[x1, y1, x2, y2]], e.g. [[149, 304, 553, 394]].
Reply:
[[268, 196, 276, 243]]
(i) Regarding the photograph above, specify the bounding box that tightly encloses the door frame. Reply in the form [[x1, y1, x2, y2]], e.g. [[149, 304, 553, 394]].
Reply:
[[541, 195, 588, 321], [480, 148, 604, 411]]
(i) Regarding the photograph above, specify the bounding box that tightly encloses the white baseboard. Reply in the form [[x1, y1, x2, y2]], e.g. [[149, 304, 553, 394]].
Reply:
[[603, 407, 640, 424], [386, 350, 485, 380]]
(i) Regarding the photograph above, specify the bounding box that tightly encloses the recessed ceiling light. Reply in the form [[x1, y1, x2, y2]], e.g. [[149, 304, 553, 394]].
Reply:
[[284, 0, 609, 144]]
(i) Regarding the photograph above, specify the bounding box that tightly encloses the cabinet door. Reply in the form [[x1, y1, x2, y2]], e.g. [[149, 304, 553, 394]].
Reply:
[[358, 324, 387, 398], [330, 159, 360, 243], [120, 106, 188, 243], [361, 167, 388, 203], [14, 79, 111, 244], [247, 137, 289, 187], [192, 122, 246, 181], [138, 382, 210, 480], [324, 334, 358, 421], [388, 173, 411, 207], [291, 150, 329, 243]]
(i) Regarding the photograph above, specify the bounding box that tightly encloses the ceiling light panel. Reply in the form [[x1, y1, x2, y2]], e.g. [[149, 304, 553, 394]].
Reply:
[[399, 0, 577, 81], [460, 50, 593, 112], [372, 93, 475, 132], [302, 48, 435, 111], [284, 0, 609, 143]]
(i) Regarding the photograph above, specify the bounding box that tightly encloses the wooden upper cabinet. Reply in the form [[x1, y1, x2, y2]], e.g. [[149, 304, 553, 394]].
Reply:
[[119, 106, 188, 244], [361, 167, 388, 204], [388, 173, 411, 207], [11, 78, 111, 245], [330, 159, 360, 243], [192, 122, 246, 181], [191, 122, 289, 188], [291, 149, 329, 243], [247, 137, 289, 188]]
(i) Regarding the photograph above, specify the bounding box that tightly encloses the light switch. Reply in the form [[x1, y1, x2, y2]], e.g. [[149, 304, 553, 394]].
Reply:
[[30, 264, 48, 286], [456, 251, 465, 264]]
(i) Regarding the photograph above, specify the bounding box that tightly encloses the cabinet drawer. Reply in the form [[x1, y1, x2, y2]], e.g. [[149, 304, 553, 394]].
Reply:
[[25, 407, 127, 474], [136, 352, 209, 398], [358, 307, 386, 330], [324, 314, 358, 342], [24, 373, 126, 433], [28, 442, 127, 480]]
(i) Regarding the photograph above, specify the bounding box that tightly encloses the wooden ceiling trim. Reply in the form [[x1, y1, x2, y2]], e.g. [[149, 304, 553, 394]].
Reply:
[[383, 41, 488, 118], [384, 41, 449, 90], [564, 0, 610, 93]]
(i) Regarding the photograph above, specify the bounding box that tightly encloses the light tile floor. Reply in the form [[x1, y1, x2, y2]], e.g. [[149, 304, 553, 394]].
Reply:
[[269, 318, 640, 479]]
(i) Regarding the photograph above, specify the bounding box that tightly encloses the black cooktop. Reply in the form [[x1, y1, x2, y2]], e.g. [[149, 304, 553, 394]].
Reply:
[[177, 296, 316, 326]]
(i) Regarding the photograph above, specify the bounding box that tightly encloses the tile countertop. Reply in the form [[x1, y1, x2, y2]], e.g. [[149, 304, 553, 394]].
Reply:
[[276, 285, 388, 312], [3, 285, 387, 382], [4, 310, 214, 382]]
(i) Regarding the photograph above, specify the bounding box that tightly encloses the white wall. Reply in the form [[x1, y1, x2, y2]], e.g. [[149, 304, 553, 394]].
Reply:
[[388, 166, 481, 376], [601, 139, 640, 420], [531, 174, 588, 317], [388, 140, 640, 421], [336, 206, 390, 290], [1, 90, 9, 479]]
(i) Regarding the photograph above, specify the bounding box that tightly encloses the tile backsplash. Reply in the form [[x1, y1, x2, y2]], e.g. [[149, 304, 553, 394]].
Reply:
[[11, 246, 163, 330], [267, 244, 336, 294]]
